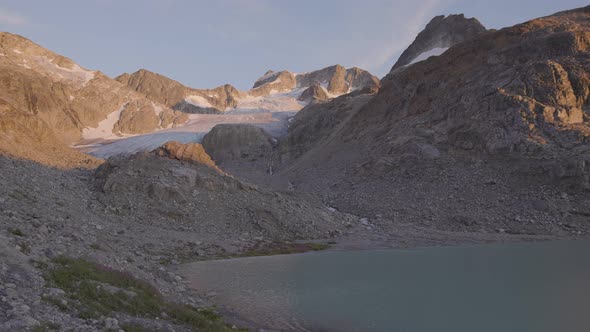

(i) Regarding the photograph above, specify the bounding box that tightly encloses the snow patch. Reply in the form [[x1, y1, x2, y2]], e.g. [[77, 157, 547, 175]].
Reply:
[[33, 56, 95, 86], [152, 103, 170, 128], [82, 104, 126, 139], [185, 95, 212, 108], [319, 81, 346, 99], [230, 88, 306, 113], [152, 102, 164, 116], [408, 47, 449, 65], [12, 49, 22, 54]]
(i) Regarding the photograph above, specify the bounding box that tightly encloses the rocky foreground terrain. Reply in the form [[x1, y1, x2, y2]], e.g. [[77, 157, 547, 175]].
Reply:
[[1, 5, 590, 332]]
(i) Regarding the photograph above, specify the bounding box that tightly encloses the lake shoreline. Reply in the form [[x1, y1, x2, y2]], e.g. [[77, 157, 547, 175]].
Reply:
[[176, 235, 586, 331]]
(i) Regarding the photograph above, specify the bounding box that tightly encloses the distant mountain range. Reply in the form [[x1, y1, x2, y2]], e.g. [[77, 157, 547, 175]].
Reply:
[[0, 30, 379, 166]]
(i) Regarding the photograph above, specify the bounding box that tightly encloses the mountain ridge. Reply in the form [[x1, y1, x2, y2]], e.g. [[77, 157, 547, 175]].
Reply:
[[116, 64, 380, 113]]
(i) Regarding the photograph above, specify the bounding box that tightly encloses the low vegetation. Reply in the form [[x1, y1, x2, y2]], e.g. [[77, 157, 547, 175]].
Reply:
[[31, 321, 61, 332], [9, 227, 25, 237], [45, 256, 240, 331], [229, 242, 330, 258]]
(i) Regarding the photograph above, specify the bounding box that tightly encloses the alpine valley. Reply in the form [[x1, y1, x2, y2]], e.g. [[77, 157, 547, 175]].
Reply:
[[0, 5, 589, 332]]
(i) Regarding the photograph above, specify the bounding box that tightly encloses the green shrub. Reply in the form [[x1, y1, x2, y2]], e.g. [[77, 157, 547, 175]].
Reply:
[[46, 256, 236, 331]]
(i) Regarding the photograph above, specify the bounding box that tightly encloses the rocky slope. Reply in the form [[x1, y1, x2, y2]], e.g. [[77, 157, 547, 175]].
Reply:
[[0, 145, 353, 330], [391, 14, 487, 69], [216, 7, 590, 239], [0, 100, 102, 169], [0, 32, 188, 167]]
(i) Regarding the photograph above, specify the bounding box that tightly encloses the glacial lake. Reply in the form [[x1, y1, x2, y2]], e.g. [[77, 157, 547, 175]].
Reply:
[[179, 240, 590, 332]]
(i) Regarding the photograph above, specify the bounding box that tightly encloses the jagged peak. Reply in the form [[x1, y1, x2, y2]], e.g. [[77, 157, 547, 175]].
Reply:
[[391, 13, 487, 70]]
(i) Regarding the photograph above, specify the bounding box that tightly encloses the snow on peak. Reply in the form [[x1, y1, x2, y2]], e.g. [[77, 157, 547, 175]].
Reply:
[[185, 95, 213, 108], [33, 56, 95, 86], [408, 47, 449, 66]]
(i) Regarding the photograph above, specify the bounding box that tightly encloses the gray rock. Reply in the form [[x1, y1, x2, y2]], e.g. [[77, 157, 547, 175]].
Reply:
[[104, 317, 119, 330]]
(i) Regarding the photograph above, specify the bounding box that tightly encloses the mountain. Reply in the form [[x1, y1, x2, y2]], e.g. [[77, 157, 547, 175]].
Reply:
[[0, 32, 187, 167], [298, 83, 330, 104], [251, 65, 380, 96], [115, 69, 243, 114], [224, 7, 590, 238], [116, 64, 380, 113], [391, 14, 487, 70]]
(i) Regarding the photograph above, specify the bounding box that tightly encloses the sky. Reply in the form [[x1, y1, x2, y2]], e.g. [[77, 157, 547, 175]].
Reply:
[[0, 0, 587, 90]]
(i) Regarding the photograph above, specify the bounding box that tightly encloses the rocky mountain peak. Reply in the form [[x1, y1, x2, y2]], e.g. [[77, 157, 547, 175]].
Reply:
[[391, 13, 487, 70], [298, 83, 330, 104]]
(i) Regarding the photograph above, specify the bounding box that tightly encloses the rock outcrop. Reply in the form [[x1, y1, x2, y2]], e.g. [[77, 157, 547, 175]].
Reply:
[[202, 124, 275, 164], [298, 83, 330, 104], [154, 141, 222, 173], [391, 14, 487, 69]]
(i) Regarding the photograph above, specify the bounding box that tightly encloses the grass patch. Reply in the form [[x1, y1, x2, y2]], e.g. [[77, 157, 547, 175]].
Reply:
[[9, 228, 25, 237], [41, 295, 68, 311], [45, 256, 238, 331], [229, 242, 331, 258], [31, 321, 60, 332], [119, 322, 162, 332]]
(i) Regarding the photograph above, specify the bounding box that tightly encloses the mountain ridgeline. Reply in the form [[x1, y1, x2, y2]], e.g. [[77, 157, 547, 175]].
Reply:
[[115, 65, 380, 113]]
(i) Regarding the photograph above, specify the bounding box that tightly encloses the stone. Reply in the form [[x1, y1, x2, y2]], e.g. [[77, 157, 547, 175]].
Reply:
[[104, 317, 119, 330]]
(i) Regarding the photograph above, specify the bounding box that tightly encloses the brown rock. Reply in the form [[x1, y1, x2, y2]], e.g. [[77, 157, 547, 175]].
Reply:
[[154, 141, 222, 173], [298, 83, 330, 103]]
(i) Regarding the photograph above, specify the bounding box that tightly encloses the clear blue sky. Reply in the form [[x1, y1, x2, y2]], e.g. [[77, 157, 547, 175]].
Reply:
[[0, 0, 586, 89]]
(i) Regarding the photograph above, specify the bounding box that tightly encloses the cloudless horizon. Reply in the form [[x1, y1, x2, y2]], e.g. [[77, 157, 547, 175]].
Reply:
[[0, 0, 587, 90]]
